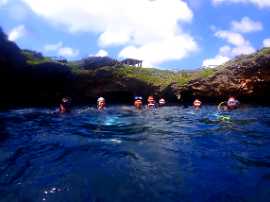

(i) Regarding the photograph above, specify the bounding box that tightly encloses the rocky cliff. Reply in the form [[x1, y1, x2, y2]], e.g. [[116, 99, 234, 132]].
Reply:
[[0, 27, 270, 107], [167, 49, 270, 104], [0, 28, 73, 107]]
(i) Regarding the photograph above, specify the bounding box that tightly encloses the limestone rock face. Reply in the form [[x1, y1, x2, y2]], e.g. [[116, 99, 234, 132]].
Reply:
[[167, 49, 270, 103]]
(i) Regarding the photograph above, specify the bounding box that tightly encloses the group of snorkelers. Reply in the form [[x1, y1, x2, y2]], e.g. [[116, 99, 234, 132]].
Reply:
[[133, 96, 166, 109], [59, 95, 240, 113], [192, 97, 239, 110]]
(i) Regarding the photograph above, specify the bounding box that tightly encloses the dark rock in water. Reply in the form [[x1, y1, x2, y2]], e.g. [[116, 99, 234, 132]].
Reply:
[[21, 62, 74, 105], [70, 70, 159, 104], [0, 28, 28, 107], [0, 28, 73, 107]]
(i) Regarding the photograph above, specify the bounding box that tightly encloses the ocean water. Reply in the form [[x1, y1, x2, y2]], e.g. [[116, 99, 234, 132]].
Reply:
[[0, 106, 270, 202]]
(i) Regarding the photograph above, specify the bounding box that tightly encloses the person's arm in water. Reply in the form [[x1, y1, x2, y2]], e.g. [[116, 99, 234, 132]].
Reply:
[[59, 104, 65, 113]]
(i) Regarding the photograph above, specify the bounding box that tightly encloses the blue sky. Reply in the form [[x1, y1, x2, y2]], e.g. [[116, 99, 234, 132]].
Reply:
[[0, 0, 270, 70]]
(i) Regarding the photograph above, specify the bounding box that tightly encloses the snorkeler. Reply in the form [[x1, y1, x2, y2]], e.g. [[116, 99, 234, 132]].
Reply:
[[147, 96, 156, 109], [159, 98, 166, 106], [227, 96, 240, 110], [97, 97, 106, 111], [134, 96, 143, 109], [193, 99, 202, 109], [59, 97, 72, 113], [218, 96, 240, 111]]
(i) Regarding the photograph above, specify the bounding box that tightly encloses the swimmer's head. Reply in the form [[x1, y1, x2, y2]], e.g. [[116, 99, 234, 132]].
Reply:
[[59, 97, 72, 113], [97, 97, 106, 109], [227, 97, 239, 109], [134, 96, 143, 109], [147, 96, 155, 104], [147, 96, 156, 108], [61, 97, 71, 107], [193, 99, 202, 108]]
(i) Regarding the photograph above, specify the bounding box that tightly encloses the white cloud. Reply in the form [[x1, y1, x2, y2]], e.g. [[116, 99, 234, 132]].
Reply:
[[95, 49, 108, 57], [204, 17, 260, 67], [44, 42, 79, 58], [231, 17, 263, 33], [202, 29, 256, 67], [119, 34, 198, 67], [219, 45, 232, 56], [215, 30, 246, 46], [0, 0, 8, 7], [214, 30, 255, 55], [263, 38, 270, 47], [186, 0, 203, 10], [8, 25, 26, 41], [212, 0, 270, 8], [202, 55, 230, 67], [99, 31, 131, 47], [58, 47, 79, 57], [8, 4, 29, 21], [203, 39, 255, 67], [44, 42, 63, 51], [21, 0, 197, 67], [202, 46, 231, 67], [231, 44, 255, 55]]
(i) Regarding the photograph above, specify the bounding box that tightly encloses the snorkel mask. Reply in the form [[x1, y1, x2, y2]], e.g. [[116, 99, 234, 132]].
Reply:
[[134, 96, 143, 107], [159, 98, 166, 105], [61, 97, 71, 107], [134, 96, 143, 101]]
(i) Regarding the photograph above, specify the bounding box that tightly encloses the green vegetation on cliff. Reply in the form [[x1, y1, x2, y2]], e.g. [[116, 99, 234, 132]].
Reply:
[[70, 64, 216, 90], [113, 65, 216, 88], [22, 50, 53, 65], [1, 24, 269, 106], [18, 44, 218, 90], [217, 47, 270, 71]]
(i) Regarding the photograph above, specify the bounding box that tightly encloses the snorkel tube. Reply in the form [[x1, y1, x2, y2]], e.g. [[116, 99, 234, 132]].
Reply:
[[218, 97, 240, 111], [218, 101, 227, 111]]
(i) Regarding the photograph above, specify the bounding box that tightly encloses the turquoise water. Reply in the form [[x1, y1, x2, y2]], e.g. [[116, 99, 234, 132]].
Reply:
[[0, 106, 270, 202]]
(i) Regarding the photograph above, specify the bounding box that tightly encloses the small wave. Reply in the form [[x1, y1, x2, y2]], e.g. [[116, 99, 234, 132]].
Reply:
[[108, 138, 122, 144], [233, 153, 270, 168]]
